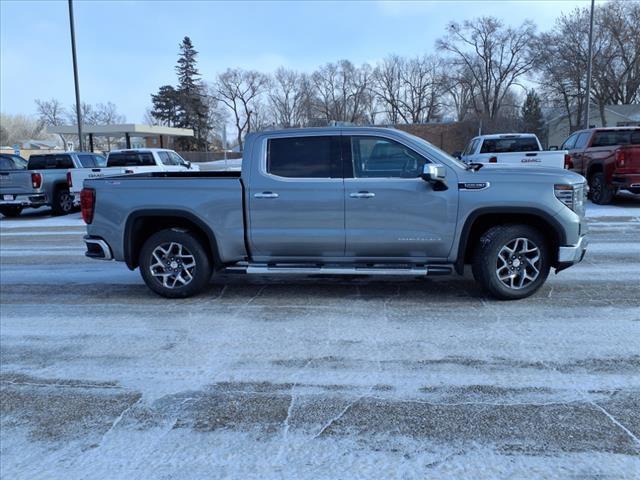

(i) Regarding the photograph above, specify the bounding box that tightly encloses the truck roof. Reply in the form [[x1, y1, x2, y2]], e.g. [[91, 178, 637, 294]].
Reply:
[[473, 133, 538, 140], [108, 148, 176, 154]]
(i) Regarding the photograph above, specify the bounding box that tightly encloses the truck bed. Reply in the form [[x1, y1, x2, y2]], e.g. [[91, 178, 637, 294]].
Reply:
[[85, 171, 247, 265]]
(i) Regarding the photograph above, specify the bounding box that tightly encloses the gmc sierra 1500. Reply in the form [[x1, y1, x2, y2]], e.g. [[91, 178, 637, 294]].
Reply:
[[81, 127, 588, 300]]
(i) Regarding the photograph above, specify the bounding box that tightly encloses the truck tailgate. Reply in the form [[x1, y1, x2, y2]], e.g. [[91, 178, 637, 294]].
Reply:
[[0, 170, 35, 196], [482, 152, 565, 168]]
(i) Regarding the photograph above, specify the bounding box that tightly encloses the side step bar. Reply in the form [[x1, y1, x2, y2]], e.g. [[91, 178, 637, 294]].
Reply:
[[233, 264, 452, 276]]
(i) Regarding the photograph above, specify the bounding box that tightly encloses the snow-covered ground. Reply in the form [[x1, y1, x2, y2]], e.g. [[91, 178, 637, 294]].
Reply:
[[1, 199, 639, 479]]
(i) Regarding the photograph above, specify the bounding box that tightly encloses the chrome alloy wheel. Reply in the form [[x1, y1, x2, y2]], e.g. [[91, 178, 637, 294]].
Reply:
[[495, 237, 541, 290], [149, 242, 196, 289]]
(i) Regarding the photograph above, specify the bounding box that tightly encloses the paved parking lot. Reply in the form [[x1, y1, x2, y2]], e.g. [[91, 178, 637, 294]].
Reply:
[[1, 200, 639, 479]]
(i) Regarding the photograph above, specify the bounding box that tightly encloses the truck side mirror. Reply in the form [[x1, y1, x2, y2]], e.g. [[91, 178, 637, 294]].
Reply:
[[421, 164, 447, 190]]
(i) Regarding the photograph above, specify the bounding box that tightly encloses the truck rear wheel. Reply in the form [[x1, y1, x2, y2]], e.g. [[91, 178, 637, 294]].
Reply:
[[589, 172, 614, 205], [139, 229, 212, 298], [0, 206, 23, 217], [51, 188, 73, 216], [472, 224, 550, 300]]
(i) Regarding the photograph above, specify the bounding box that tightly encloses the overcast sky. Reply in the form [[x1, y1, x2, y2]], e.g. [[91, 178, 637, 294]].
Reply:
[[1, 0, 599, 122]]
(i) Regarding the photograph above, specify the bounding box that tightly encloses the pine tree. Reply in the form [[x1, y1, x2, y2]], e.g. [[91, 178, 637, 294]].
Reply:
[[174, 36, 210, 150], [150, 85, 180, 126], [521, 89, 545, 143]]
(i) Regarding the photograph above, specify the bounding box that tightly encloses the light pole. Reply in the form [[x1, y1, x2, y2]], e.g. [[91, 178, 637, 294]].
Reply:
[[68, 0, 83, 150], [584, 0, 595, 129]]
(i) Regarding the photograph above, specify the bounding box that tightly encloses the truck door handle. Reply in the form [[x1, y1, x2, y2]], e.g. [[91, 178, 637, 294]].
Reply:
[[254, 192, 279, 199], [350, 191, 375, 198]]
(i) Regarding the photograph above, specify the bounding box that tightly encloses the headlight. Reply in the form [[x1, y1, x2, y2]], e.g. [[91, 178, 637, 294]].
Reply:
[[554, 183, 586, 215]]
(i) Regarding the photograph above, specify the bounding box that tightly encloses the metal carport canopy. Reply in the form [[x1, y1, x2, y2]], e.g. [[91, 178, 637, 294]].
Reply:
[[46, 124, 194, 150]]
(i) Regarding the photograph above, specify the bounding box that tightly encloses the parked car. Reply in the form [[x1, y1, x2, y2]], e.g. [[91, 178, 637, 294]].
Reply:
[[461, 133, 568, 169], [0, 153, 29, 217], [81, 127, 588, 301], [561, 127, 640, 204], [67, 148, 197, 198]]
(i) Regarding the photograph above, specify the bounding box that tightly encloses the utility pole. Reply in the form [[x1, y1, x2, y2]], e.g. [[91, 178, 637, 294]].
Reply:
[[68, 0, 83, 150], [584, 0, 595, 129]]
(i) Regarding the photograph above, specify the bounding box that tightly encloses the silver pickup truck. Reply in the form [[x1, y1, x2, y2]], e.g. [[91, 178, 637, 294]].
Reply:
[[0, 151, 105, 216], [82, 127, 588, 300]]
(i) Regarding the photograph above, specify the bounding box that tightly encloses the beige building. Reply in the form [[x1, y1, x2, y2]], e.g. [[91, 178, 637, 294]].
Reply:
[[546, 104, 640, 148]]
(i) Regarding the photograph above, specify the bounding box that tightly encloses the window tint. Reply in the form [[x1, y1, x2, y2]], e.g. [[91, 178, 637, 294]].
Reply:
[[27, 154, 73, 169], [158, 151, 173, 166], [561, 134, 578, 150], [78, 154, 96, 168], [592, 130, 640, 147], [267, 136, 340, 178], [0, 155, 27, 170], [574, 132, 591, 149], [169, 151, 187, 166], [0, 157, 14, 170], [107, 152, 155, 167], [463, 139, 479, 156], [351, 136, 427, 178], [480, 137, 540, 153]]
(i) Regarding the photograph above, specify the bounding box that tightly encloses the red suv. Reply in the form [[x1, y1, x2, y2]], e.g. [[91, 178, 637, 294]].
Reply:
[[561, 127, 640, 204]]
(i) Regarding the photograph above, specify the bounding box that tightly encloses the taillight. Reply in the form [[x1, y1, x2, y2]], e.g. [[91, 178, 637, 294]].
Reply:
[[66, 171, 73, 188], [488, 156, 497, 163], [564, 154, 573, 170], [31, 172, 42, 189], [80, 188, 95, 224], [615, 149, 626, 168]]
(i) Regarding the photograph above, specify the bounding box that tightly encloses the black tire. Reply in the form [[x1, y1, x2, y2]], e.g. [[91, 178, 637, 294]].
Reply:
[[589, 172, 614, 205], [472, 224, 550, 300], [0, 205, 23, 217], [51, 188, 73, 216], [139, 229, 212, 298]]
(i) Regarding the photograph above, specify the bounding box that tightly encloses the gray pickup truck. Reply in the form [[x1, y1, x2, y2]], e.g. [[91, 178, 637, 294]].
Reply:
[[82, 127, 588, 300], [0, 151, 105, 216]]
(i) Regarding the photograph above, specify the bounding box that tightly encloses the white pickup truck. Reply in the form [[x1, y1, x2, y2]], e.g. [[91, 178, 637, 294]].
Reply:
[[460, 134, 569, 169], [68, 148, 197, 197]]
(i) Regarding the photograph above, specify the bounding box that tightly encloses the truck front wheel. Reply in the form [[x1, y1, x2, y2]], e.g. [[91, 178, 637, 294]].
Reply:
[[139, 229, 212, 298], [472, 225, 550, 300]]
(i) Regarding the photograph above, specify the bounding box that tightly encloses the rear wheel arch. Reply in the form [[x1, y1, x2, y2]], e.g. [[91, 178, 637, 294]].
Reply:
[[455, 208, 564, 274], [124, 210, 221, 270], [586, 163, 603, 180]]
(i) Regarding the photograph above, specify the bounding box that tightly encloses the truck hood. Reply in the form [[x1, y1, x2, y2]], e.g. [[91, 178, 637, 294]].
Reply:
[[459, 165, 585, 185]]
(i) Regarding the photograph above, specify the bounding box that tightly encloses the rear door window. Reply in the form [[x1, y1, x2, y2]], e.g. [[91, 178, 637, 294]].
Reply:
[[0, 156, 15, 170], [267, 136, 341, 178], [480, 137, 540, 153], [107, 152, 156, 167], [574, 132, 592, 149]]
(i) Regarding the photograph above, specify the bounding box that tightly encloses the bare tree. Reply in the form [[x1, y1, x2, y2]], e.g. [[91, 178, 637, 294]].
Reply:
[[268, 68, 310, 128], [93, 102, 126, 150], [397, 55, 444, 123], [0, 113, 47, 146], [311, 60, 373, 124], [213, 68, 269, 151], [441, 64, 475, 121], [35, 98, 68, 145], [438, 17, 537, 120], [372, 56, 404, 124]]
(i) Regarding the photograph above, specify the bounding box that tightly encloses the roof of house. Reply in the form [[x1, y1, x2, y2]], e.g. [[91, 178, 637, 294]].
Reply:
[[545, 104, 640, 124]]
